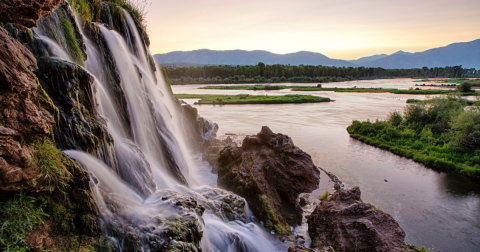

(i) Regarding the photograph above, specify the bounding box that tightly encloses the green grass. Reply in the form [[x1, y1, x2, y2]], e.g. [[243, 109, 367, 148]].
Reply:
[[0, 192, 49, 252], [319, 190, 329, 201], [347, 97, 480, 177], [199, 85, 478, 96], [173, 94, 332, 104], [199, 85, 306, 90]]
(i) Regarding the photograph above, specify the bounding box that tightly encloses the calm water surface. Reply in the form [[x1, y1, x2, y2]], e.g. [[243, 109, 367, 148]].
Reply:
[[173, 79, 480, 251]]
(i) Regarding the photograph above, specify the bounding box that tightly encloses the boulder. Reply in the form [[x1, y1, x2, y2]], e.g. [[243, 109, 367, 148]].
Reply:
[[307, 187, 407, 252], [217, 126, 320, 234]]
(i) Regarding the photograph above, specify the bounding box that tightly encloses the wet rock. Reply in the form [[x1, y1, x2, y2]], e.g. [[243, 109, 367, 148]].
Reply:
[[0, 0, 63, 30], [102, 190, 205, 252], [217, 126, 320, 234], [195, 187, 247, 222], [307, 187, 406, 252], [299, 193, 310, 207], [34, 57, 118, 168]]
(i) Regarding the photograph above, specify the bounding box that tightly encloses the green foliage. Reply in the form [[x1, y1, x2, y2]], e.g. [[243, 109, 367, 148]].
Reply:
[[420, 245, 428, 252], [280, 152, 286, 158], [56, 8, 85, 65], [319, 190, 329, 201], [255, 195, 290, 235], [173, 94, 331, 104], [347, 97, 480, 177], [33, 139, 72, 192], [457, 82, 473, 92], [388, 111, 403, 126], [70, 0, 93, 21], [0, 192, 49, 252], [165, 64, 467, 85]]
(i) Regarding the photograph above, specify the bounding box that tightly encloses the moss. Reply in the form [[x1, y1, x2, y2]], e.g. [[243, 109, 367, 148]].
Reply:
[[32, 138, 72, 192], [253, 195, 290, 235], [56, 8, 85, 65], [36, 78, 59, 121], [162, 67, 173, 95]]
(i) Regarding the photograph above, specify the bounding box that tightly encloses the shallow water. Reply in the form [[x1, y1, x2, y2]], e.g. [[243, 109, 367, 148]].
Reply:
[[173, 80, 480, 251]]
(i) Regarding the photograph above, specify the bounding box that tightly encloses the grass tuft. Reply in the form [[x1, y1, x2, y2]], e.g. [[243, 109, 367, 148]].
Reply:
[[0, 192, 49, 252], [319, 190, 329, 201], [32, 139, 72, 192]]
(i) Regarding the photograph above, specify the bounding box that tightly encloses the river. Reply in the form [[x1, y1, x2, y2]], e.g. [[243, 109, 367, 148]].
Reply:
[[173, 79, 480, 252]]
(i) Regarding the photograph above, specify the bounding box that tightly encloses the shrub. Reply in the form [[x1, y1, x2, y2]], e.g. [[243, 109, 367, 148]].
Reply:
[[451, 110, 480, 148], [388, 110, 403, 126], [456, 82, 472, 92]]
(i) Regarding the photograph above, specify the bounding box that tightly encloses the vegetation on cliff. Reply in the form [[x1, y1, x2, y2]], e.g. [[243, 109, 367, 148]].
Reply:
[[348, 96, 480, 176], [174, 93, 331, 104]]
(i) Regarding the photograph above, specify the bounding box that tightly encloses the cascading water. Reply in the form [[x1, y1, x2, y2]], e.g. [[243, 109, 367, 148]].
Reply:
[[35, 5, 288, 252]]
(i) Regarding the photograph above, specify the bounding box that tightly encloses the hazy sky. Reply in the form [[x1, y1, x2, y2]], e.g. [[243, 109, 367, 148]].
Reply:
[[146, 0, 480, 60]]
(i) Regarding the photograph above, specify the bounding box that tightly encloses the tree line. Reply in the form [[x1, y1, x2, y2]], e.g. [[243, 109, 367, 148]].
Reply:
[[164, 63, 473, 84]]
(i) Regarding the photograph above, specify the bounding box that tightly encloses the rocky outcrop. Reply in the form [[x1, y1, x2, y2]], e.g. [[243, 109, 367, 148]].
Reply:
[[307, 187, 406, 252], [217, 126, 320, 234], [0, 0, 64, 30], [0, 26, 56, 191], [288, 245, 335, 252]]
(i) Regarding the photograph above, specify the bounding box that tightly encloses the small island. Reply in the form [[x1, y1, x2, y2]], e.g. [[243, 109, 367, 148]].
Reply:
[[200, 85, 478, 95], [174, 94, 332, 104]]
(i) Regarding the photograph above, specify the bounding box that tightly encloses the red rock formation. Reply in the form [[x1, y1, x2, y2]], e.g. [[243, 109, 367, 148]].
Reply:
[[307, 187, 407, 252], [217, 126, 320, 234], [0, 0, 64, 30], [0, 26, 56, 190]]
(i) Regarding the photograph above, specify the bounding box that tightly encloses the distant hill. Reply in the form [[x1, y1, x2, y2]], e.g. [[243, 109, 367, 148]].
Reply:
[[154, 49, 358, 67], [154, 39, 480, 69], [361, 40, 480, 69], [349, 54, 388, 65]]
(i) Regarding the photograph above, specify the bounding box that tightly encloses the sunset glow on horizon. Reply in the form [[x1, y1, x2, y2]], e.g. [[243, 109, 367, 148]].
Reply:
[[146, 0, 480, 60]]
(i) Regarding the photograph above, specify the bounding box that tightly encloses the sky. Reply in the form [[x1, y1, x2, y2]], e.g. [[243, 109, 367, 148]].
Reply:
[[146, 0, 480, 60]]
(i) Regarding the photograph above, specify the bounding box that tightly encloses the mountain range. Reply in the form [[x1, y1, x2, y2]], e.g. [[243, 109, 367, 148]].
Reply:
[[154, 39, 480, 69]]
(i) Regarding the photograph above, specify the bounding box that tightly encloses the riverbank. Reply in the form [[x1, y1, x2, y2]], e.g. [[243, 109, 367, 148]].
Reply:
[[347, 97, 480, 177], [174, 94, 332, 104]]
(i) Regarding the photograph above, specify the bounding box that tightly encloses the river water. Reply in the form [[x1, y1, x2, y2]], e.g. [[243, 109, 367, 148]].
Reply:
[[172, 79, 480, 252]]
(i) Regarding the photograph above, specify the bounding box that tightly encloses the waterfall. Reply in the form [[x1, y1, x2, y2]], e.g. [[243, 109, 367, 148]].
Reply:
[[35, 6, 285, 251]]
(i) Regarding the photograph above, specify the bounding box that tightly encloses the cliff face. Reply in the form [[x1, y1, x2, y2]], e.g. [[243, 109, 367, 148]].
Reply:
[[0, 1, 119, 251]]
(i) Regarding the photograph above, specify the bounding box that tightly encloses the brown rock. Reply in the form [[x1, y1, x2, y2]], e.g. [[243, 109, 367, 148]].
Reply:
[[0, 0, 64, 30], [0, 26, 56, 191], [217, 126, 320, 234], [307, 187, 407, 252]]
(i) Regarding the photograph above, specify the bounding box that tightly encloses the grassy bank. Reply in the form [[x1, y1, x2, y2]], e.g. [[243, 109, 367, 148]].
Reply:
[[415, 78, 480, 86], [347, 97, 480, 177], [174, 94, 331, 104], [200, 85, 478, 96]]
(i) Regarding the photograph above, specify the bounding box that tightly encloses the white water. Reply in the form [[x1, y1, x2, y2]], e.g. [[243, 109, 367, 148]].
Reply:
[[33, 9, 284, 251]]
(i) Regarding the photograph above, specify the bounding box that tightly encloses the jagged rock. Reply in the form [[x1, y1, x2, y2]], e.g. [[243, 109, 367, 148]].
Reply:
[[307, 187, 406, 252], [0, 26, 56, 191], [195, 187, 247, 222], [0, 0, 64, 30], [217, 126, 320, 234], [288, 245, 336, 252]]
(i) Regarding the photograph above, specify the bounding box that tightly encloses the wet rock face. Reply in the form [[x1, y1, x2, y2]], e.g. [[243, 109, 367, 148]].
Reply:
[[217, 126, 320, 234], [0, 26, 56, 191], [35, 57, 117, 168], [0, 0, 64, 30], [307, 187, 407, 252]]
